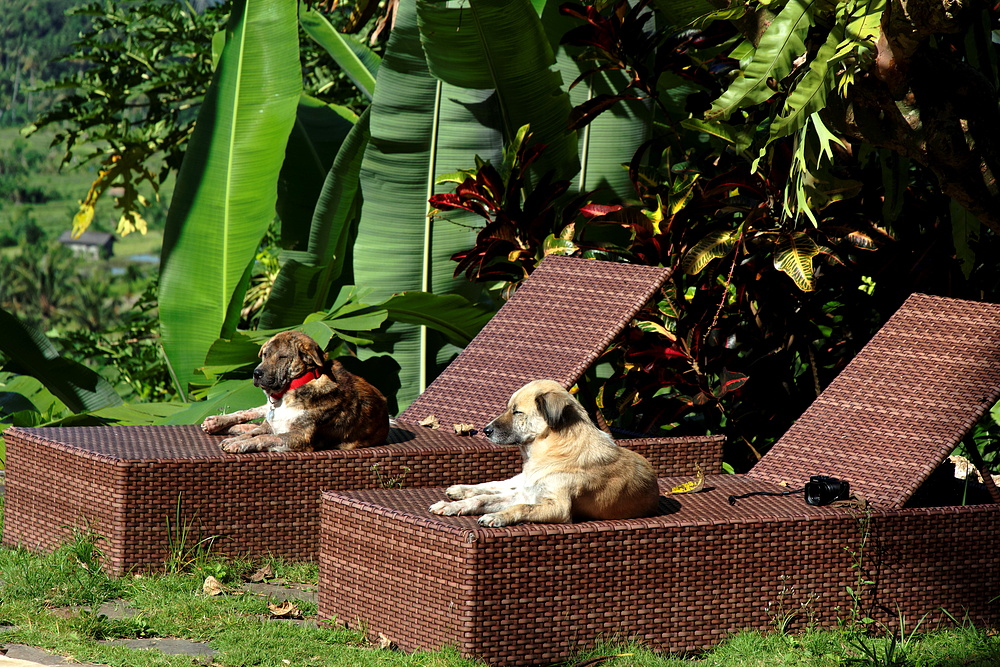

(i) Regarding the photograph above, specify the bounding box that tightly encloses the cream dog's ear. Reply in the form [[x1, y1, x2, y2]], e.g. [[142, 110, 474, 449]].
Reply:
[[535, 390, 583, 431]]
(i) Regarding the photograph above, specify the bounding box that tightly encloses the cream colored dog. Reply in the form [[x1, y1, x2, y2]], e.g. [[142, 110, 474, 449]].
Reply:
[[429, 379, 660, 526]]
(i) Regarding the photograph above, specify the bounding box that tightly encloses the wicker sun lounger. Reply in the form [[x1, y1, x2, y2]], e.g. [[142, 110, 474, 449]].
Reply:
[[2, 256, 722, 574], [317, 293, 1000, 664]]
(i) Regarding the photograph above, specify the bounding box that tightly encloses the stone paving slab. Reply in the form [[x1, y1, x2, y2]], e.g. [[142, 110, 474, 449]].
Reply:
[[2, 644, 107, 667], [97, 637, 216, 657]]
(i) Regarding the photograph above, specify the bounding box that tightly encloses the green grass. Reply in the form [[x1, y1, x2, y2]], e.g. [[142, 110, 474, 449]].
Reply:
[[0, 519, 998, 667]]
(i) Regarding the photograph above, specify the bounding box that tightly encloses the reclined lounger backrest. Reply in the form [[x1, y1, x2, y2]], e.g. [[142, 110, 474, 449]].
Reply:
[[399, 255, 671, 431], [748, 293, 1000, 509]]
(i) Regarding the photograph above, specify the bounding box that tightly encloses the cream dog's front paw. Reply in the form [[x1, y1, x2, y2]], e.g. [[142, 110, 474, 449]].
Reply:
[[478, 512, 510, 527], [220, 436, 253, 453], [430, 499, 481, 516], [429, 500, 458, 515], [445, 484, 478, 500]]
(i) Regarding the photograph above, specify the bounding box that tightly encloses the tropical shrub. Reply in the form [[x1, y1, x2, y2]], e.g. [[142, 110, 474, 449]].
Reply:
[[5, 0, 999, 472], [432, 0, 1000, 465]]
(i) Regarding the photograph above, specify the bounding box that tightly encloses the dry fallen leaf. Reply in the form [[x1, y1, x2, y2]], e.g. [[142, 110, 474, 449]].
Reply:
[[418, 415, 440, 429], [268, 601, 303, 618], [377, 632, 396, 650], [453, 423, 475, 436], [203, 575, 227, 596], [249, 564, 274, 583]]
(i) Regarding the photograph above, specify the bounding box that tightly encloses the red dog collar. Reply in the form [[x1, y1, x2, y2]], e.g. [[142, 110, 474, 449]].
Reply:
[[270, 368, 323, 400]]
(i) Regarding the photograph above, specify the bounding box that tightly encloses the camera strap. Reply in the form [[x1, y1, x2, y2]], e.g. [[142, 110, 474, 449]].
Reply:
[[727, 487, 804, 506]]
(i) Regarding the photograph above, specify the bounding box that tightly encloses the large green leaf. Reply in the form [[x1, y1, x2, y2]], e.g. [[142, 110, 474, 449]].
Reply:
[[417, 0, 579, 185], [0, 308, 122, 413], [707, 0, 818, 120], [158, 0, 301, 397], [300, 2, 380, 100], [540, 2, 649, 199], [768, 23, 844, 143], [162, 379, 266, 426], [259, 107, 372, 329], [352, 0, 502, 407], [651, 0, 723, 26], [275, 95, 358, 252], [381, 291, 494, 348]]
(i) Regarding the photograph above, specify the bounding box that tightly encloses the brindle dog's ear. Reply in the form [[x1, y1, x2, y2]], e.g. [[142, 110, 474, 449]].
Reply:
[[299, 339, 326, 369], [536, 390, 583, 431]]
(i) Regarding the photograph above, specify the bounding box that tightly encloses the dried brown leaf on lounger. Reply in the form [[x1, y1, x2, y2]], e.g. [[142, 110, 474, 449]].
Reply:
[[453, 423, 475, 436], [418, 415, 440, 429]]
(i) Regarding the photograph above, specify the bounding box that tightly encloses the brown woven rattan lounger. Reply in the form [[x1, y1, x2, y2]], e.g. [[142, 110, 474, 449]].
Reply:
[[1, 256, 722, 574], [317, 293, 1000, 664]]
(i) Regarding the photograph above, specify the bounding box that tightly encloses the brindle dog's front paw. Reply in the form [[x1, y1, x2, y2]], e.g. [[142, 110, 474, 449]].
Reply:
[[219, 437, 252, 454], [202, 415, 228, 434]]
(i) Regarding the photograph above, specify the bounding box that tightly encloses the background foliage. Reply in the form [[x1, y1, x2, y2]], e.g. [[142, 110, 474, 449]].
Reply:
[[1, 0, 999, 473]]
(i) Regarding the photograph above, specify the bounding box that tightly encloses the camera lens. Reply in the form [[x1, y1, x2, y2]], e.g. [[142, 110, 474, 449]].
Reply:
[[804, 476, 849, 506]]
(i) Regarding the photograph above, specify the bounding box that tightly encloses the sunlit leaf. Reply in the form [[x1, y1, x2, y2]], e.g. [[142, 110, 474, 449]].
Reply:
[[668, 463, 705, 494], [768, 24, 843, 142], [774, 231, 820, 291], [707, 0, 817, 120], [681, 229, 740, 275]]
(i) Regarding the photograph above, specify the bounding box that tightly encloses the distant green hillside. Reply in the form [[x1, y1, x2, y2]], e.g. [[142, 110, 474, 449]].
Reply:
[[0, 0, 89, 128]]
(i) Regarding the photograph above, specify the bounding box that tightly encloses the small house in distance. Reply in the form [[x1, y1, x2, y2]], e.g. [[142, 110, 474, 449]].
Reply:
[[58, 231, 114, 260]]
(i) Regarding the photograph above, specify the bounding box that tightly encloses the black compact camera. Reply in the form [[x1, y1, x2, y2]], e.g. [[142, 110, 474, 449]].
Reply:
[[804, 475, 851, 506]]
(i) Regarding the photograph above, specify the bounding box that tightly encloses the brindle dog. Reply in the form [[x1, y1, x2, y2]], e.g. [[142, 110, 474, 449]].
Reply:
[[201, 330, 390, 453]]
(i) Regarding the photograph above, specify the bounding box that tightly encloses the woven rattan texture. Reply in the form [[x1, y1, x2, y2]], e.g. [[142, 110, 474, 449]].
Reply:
[[399, 256, 671, 429], [319, 482, 1000, 664], [749, 293, 1000, 509], [2, 425, 719, 574]]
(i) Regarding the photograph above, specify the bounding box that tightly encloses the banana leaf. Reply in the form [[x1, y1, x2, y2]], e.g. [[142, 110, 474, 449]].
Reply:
[[276, 96, 358, 252], [380, 291, 494, 348], [417, 0, 580, 185], [259, 107, 372, 329], [300, 2, 380, 100], [158, 0, 301, 397], [540, 1, 649, 200], [352, 0, 504, 407], [0, 308, 122, 413]]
